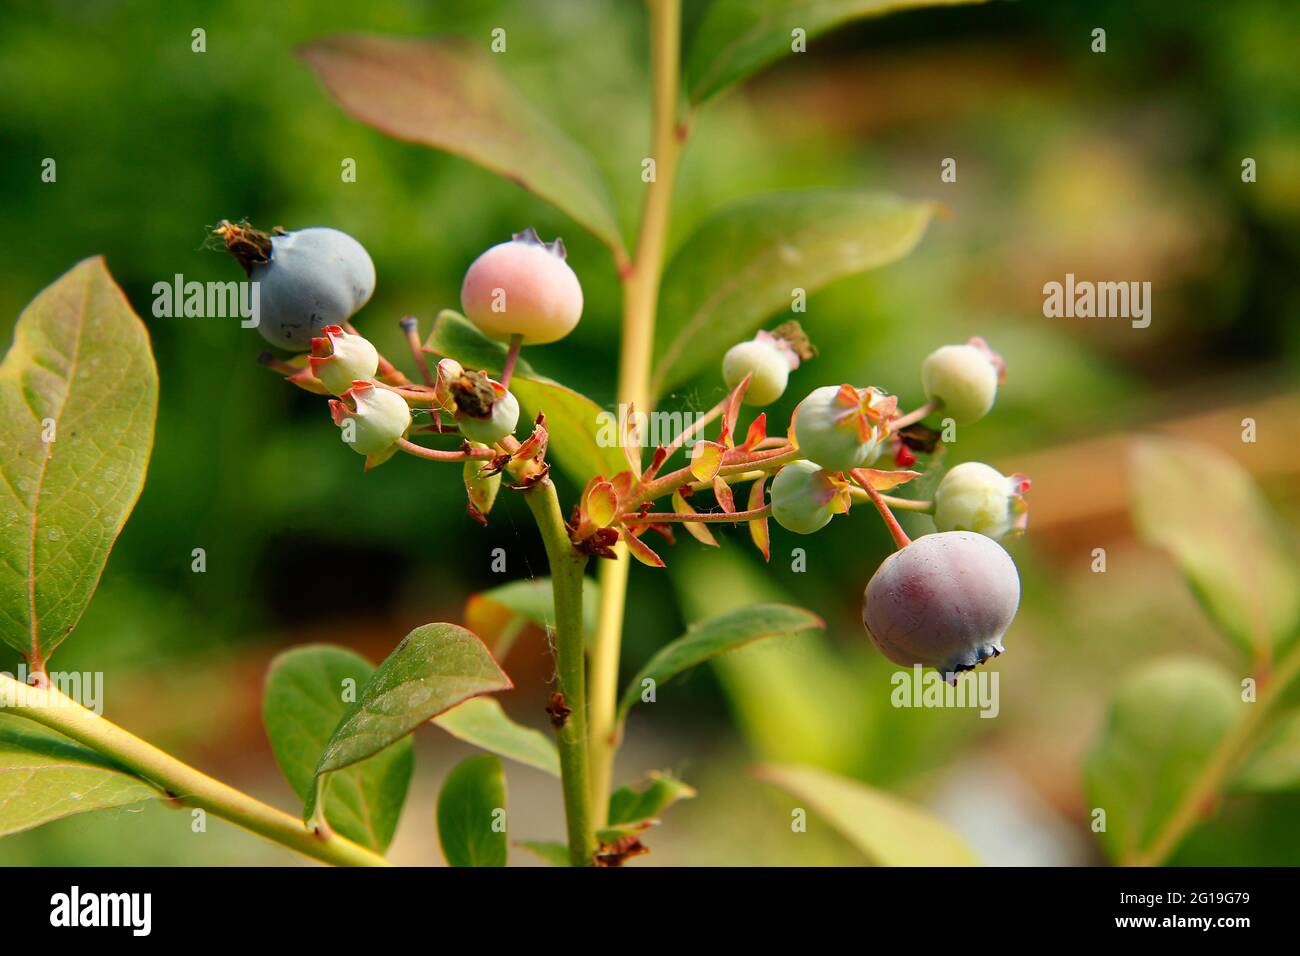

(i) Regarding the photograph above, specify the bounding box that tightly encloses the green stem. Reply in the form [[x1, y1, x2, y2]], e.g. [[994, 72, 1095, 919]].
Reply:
[[589, 0, 683, 828], [523, 478, 596, 866], [0, 673, 389, 867]]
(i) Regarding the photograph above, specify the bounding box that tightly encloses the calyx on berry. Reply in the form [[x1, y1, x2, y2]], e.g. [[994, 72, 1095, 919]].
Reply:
[[460, 227, 584, 345], [791, 384, 898, 473], [451, 370, 521, 445]]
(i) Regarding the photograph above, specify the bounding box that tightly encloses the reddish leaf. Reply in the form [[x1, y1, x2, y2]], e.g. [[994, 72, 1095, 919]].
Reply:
[[718, 373, 751, 447], [747, 476, 770, 562], [673, 490, 719, 548], [625, 531, 666, 568], [689, 441, 724, 482], [853, 469, 922, 491], [739, 412, 767, 452], [586, 480, 619, 529], [713, 476, 736, 514]]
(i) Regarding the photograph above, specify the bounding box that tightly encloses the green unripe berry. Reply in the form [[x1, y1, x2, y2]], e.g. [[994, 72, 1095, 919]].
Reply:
[[933, 462, 1030, 540], [309, 325, 379, 396], [792, 384, 893, 473], [920, 337, 1004, 425], [452, 372, 520, 445], [770, 460, 851, 534], [723, 340, 789, 406]]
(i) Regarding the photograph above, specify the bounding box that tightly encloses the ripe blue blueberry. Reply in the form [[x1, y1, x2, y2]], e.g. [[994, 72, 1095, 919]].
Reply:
[[219, 222, 376, 350]]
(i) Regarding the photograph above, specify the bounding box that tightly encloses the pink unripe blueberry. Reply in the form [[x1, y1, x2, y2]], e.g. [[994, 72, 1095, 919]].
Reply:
[[933, 462, 1031, 540], [862, 531, 1020, 679], [460, 228, 583, 345], [920, 337, 1004, 426], [329, 381, 411, 457], [309, 325, 379, 396], [792, 384, 896, 473], [770, 460, 852, 534]]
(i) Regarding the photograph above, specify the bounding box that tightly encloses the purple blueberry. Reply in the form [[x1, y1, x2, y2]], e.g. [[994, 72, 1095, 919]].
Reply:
[[862, 531, 1020, 679]]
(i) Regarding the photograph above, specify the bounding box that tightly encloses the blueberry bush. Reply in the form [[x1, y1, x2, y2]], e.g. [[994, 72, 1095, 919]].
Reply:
[[1, 0, 1297, 868]]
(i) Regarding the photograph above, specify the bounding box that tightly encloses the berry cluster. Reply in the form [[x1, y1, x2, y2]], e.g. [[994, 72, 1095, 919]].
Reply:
[[224, 221, 1031, 683]]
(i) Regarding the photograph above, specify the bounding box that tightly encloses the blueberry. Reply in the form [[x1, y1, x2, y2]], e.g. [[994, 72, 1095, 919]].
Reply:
[[220, 223, 375, 350], [862, 530, 1020, 679]]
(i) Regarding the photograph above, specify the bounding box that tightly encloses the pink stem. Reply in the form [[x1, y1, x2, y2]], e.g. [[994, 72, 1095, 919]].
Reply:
[[397, 437, 495, 462], [400, 316, 435, 387], [621, 505, 771, 524], [852, 469, 911, 550], [890, 399, 940, 432], [500, 333, 523, 388]]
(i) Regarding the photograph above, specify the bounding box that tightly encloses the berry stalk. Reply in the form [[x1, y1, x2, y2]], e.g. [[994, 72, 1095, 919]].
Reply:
[[523, 478, 596, 866], [588, 0, 684, 827], [0, 673, 389, 867], [852, 469, 913, 549]]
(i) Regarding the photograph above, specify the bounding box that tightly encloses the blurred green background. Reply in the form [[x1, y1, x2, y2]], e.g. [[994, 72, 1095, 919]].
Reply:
[[1, 0, 1298, 865]]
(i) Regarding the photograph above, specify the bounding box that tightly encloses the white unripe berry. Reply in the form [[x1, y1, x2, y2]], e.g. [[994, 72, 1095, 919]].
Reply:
[[920, 338, 1003, 425], [330, 382, 411, 457], [933, 462, 1030, 540], [310, 325, 379, 396], [723, 340, 789, 406]]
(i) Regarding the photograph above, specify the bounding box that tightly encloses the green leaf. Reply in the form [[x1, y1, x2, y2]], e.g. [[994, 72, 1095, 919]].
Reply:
[[1235, 710, 1300, 793], [314, 623, 512, 775], [426, 310, 626, 484], [301, 35, 624, 254], [757, 763, 979, 866], [1084, 657, 1242, 864], [686, 0, 989, 104], [0, 258, 158, 664], [651, 190, 935, 395], [437, 754, 507, 867], [0, 714, 159, 837], [617, 603, 824, 722], [518, 839, 569, 867], [670, 547, 870, 771], [433, 697, 559, 777], [263, 645, 413, 852], [425, 309, 536, 380], [608, 772, 697, 826], [469, 576, 601, 642], [1131, 437, 1300, 659]]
